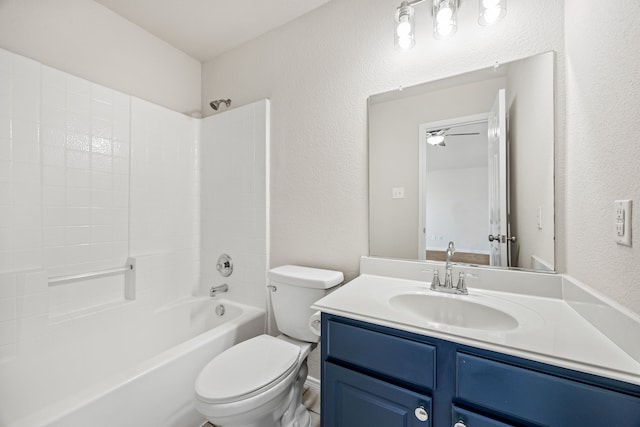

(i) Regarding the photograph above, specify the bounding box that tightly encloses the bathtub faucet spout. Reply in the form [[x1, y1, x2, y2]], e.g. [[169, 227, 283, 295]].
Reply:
[[209, 284, 229, 297]]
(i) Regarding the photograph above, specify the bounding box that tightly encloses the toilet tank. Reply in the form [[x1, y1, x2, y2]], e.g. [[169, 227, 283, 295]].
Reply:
[[268, 265, 344, 343]]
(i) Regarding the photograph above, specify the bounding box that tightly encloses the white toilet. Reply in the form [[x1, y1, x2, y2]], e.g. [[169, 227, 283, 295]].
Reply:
[[195, 265, 344, 427]]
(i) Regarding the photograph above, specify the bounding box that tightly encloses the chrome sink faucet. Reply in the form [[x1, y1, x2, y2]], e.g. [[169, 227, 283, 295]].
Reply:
[[429, 241, 468, 295], [444, 241, 455, 288]]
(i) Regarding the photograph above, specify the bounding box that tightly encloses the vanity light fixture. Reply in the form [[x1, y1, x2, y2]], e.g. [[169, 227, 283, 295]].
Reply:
[[394, 0, 506, 50]]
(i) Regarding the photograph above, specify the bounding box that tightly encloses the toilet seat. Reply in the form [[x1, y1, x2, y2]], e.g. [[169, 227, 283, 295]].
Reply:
[[195, 335, 301, 405]]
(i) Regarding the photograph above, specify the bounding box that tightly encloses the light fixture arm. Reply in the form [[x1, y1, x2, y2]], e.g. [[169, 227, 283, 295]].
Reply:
[[405, 0, 429, 5]]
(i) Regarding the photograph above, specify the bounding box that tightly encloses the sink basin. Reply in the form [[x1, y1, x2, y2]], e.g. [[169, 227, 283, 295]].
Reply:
[[388, 292, 519, 331]]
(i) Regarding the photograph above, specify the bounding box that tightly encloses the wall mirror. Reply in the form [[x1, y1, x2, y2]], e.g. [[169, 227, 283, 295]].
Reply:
[[368, 51, 555, 272]]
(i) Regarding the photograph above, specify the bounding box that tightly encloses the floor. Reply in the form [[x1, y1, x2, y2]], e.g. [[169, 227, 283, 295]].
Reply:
[[203, 385, 321, 427], [303, 385, 321, 427]]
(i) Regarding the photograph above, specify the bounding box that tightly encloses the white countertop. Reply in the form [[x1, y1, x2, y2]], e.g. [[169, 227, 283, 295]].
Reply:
[[313, 273, 640, 386]]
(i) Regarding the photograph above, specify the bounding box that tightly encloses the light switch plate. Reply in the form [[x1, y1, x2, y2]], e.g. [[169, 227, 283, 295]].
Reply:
[[614, 200, 632, 246], [537, 206, 543, 230]]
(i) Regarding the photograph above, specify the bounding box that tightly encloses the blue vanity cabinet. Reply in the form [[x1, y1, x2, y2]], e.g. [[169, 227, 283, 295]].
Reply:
[[321, 313, 640, 427]]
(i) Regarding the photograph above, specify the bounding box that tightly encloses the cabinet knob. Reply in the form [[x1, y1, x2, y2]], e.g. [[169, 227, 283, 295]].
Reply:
[[414, 406, 429, 422], [454, 422, 467, 427]]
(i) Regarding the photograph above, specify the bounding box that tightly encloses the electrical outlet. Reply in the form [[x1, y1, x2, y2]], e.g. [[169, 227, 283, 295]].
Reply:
[[392, 187, 405, 199], [614, 200, 632, 246]]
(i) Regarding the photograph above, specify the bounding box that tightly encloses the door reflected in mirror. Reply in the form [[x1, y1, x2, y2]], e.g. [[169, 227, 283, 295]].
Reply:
[[369, 52, 555, 272]]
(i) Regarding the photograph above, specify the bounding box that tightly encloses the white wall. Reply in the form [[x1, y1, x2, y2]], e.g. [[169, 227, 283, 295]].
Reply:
[[0, 0, 201, 115], [565, 0, 640, 311], [506, 53, 555, 269], [202, 0, 565, 282], [426, 167, 489, 253]]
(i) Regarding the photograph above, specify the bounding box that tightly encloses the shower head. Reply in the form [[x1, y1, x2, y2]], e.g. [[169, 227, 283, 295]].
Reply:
[[210, 99, 232, 111]]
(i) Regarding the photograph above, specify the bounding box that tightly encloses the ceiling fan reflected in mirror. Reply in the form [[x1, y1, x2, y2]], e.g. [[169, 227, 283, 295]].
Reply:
[[425, 128, 481, 146]]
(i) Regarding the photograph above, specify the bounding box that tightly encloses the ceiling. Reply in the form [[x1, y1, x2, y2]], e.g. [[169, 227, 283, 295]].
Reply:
[[93, 0, 332, 62]]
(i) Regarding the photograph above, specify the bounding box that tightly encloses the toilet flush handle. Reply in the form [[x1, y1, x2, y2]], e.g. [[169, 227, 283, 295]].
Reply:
[[267, 284, 277, 292]]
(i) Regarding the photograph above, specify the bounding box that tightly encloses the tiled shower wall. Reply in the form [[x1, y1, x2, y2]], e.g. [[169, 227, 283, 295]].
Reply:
[[0, 48, 203, 425], [40, 65, 130, 278], [0, 50, 42, 272], [0, 46, 201, 342], [0, 50, 133, 277], [201, 101, 269, 309], [130, 98, 200, 307]]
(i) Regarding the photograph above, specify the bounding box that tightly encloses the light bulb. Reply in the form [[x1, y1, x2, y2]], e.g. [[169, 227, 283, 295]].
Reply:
[[436, 7, 453, 25], [394, 3, 415, 51], [427, 134, 445, 145], [482, 7, 502, 24], [433, 0, 457, 39], [437, 22, 454, 36], [398, 36, 413, 50], [397, 17, 412, 37], [478, 0, 506, 26]]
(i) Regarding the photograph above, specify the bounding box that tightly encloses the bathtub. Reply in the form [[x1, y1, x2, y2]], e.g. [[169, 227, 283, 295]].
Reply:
[[8, 298, 265, 427]]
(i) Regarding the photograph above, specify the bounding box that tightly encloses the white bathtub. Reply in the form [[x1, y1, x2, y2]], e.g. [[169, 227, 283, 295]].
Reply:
[[9, 298, 265, 427]]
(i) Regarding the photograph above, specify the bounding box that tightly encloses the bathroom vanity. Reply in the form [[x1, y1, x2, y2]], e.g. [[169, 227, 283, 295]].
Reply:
[[321, 314, 640, 426], [313, 257, 640, 427]]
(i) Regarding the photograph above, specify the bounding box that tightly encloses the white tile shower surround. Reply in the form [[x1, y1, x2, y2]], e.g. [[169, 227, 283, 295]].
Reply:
[[130, 98, 201, 308], [0, 47, 270, 426], [0, 51, 41, 273], [200, 100, 270, 309], [0, 46, 201, 288], [40, 65, 131, 279]]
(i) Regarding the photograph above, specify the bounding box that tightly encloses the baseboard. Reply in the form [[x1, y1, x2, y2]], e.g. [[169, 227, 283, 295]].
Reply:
[[305, 376, 320, 393]]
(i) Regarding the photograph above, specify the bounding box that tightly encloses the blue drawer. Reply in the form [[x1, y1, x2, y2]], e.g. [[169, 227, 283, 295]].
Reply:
[[452, 406, 515, 427], [456, 352, 640, 426], [326, 319, 436, 391]]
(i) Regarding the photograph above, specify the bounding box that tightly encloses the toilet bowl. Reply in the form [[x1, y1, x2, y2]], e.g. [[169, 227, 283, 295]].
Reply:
[[194, 265, 343, 427], [195, 335, 312, 427]]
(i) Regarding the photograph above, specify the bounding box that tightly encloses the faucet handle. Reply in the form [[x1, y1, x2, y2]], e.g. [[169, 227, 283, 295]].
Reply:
[[456, 272, 467, 294], [430, 270, 441, 290], [420, 268, 440, 290]]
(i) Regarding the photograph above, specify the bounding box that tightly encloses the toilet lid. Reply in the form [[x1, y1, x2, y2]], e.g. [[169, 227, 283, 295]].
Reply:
[[195, 335, 301, 404]]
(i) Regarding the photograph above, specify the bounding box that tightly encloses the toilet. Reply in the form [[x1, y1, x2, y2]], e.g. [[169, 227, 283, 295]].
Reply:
[[195, 265, 344, 427]]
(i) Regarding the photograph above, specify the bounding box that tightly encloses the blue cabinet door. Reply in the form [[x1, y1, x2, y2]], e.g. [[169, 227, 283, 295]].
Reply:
[[323, 362, 432, 427]]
